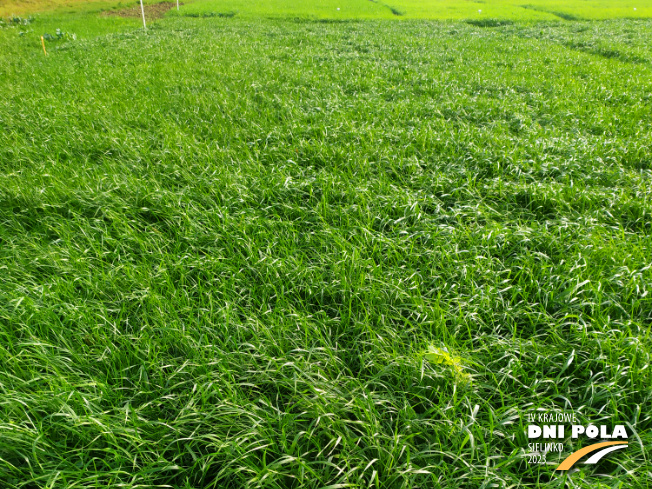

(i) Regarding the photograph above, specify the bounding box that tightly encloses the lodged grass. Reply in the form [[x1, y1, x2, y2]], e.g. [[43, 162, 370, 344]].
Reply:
[[1, 7, 651, 489]]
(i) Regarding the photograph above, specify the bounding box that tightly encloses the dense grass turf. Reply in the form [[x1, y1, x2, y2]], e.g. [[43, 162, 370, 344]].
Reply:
[[1, 4, 652, 489]]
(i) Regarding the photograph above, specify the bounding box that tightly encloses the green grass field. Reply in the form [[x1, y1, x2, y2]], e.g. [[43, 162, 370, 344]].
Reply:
[[169, 0, 652, 21], [1, 1, 651, 488], [3, 0, 652, 19]]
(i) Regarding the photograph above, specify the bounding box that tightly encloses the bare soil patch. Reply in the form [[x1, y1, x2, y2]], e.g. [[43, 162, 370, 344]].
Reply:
[[102, 2, 179, 20]]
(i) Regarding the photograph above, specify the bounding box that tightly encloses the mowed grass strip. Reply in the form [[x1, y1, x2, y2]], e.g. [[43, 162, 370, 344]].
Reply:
[[1, 11, 652, 489]]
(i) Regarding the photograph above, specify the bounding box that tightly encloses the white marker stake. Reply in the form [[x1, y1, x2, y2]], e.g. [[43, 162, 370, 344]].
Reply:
[[140, 0, 147, 29], [177, 0, 179, 10]]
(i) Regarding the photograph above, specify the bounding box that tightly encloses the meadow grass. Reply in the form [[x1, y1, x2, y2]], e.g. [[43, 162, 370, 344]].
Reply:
[[1, 3, 652, 489], [4, 0, 652, 19], [170, 0, 652, 21]]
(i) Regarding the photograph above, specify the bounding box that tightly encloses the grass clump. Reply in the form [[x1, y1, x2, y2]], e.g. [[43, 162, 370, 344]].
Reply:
[[466, 18, 514, 27], [182, 10, 237, 18]]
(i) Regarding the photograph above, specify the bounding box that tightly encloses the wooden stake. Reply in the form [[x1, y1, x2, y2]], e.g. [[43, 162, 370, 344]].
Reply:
[[41, 36, 47, 56]]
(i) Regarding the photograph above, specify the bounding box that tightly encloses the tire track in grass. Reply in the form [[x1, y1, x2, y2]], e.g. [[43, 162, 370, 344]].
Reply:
[[368, 0, 405, 17], [521, 4, 586, 21]]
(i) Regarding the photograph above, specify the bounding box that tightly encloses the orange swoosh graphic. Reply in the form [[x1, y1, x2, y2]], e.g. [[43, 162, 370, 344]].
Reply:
[[556, 441, 628, 471]]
